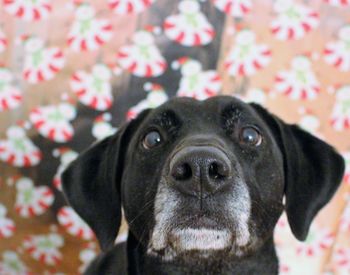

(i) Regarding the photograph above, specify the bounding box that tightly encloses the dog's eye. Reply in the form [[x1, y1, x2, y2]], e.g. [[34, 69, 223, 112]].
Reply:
[[143, 130, 162, 149], [239, 127, 262, 146]]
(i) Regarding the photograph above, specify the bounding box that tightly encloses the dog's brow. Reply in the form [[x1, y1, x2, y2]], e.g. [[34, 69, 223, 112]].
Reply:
[[151, 110, 181, 130], [221, 105, 242, 129]]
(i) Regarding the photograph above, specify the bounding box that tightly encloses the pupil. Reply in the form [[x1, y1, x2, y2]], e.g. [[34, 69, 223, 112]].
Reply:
[[244, 129, 257, 143], [146, 131, 161, 147]]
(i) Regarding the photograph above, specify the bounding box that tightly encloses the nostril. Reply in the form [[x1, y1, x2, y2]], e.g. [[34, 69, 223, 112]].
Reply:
[[172, 163, 192, 181], [209, 162, 228, 180]]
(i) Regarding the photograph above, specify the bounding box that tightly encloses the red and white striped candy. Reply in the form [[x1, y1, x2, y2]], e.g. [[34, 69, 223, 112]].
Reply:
[[333, 248, 350, 272], [296, 227, 334, 257], [127, 84, 168, 120], [79, 248, 97, 274], [0, 204, 15, 239], [70, 64, 113, 111], [53, 150, 78, 191], [15, 177, 54, 218], [212, 0, 252, 17], [274, 56, 320, 100], [275, 246, 295, 275], [278, 263, 291, 275], [0, 251, 30, 275], [0, 126, 42, 167], [270, 0, 319, 40], [164, 0, 215, 47], [324, 25, 350, 72], [108, 0, 155, 14], [92, 113, 117, 140], [177, 60, 222, 100], [243, 88, 267, 105], [67, 4, 112, 52], [3, 0, 52, 21], [117, 31, 167, 77], [324, 0, 350, 6], [342, 152, 350, 185], [23, 233, 63, 266], [340, 198, 350, 232], [224, 30, 271, 76], [0, 68, 22, 111], [22, 37, 64, 84], [330, 86, 350, 131], [299, 111, 320, 133], [127, 104, 147, 121], [29, 103, 76, 143], [273, 213, 293, 246], [0, 28, 7, 52], [57, 206, 94, 240]]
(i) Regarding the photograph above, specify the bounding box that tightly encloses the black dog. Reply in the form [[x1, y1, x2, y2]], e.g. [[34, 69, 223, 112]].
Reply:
[[62, 96, 345, 274]]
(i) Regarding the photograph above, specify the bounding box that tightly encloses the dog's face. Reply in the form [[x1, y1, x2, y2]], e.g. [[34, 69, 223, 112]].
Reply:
[[62, 96, 344, 263], [122, 97, 284, 260]]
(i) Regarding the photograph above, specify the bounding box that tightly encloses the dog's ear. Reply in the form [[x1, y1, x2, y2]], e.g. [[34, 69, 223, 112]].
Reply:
[[250, 103, 345, 241], [61, 110, 150, 251]]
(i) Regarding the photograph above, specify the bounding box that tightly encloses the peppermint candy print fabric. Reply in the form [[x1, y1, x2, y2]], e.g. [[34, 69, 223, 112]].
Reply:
[[70, 64, 113, 111], [14, 177, 54, 218], [174, 58, 222, 99], [0, 27, 7, 52], [0, 251, 30, 275], [117, 30, 167, 77], [164, 0, 215, 47], [330, 86, 350, 131], [270, 0, 319, 40], [324, 0, 350, 7], [23, 233, 63, 265], [324, 25, 350, 72], [79, 248, 97, 274], [127, 83, 168, 120], [224, 30, 271, 76], [108, 0, 156, 14], [3, 0, 52, 21], [0, 204, 15, 239], [0, 67, 22, 111], [0, 1, 349, 274], [212, 0, 252, 18], [92, 113, 118, 140], [52, 148, 78, 191], [67, 4, 112, 52], [274, 56, 320, 100], [57, 206, 94, 240], [29, 102, 77, 143], [343, 152, 350, 186], [0, 126, 42, 167], [22, 37, 65, 84]]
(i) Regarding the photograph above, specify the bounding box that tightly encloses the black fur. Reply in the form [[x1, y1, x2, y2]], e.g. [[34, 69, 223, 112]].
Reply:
[[62, 96, 345, 274]]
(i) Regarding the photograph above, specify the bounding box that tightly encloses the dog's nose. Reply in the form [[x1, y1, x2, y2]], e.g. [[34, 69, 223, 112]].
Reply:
[[169, 146, 232, 198]]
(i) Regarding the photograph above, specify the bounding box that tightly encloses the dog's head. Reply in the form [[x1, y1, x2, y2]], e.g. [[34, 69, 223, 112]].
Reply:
[[62, 96, 344, 262]]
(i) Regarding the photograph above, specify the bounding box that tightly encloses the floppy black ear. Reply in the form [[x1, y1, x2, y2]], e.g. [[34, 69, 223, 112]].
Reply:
[[61, 110, 150, 251], [250, 104, 345, 241]]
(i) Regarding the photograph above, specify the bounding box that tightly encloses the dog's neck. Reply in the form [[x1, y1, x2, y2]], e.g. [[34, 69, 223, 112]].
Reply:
[[126, 233, 279, 275]]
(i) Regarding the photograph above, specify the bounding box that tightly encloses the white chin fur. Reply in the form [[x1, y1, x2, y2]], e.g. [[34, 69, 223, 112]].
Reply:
[[171, 228, 231, 251]]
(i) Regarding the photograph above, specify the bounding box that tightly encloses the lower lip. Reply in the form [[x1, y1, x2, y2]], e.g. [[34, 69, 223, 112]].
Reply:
[[170, 228, 231, 250]]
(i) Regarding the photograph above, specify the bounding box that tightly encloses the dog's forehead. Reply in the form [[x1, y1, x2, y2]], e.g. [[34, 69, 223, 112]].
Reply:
[[147, 96, 254, 123]]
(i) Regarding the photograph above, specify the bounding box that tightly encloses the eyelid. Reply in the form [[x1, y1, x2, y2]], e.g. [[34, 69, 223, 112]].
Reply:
[[243, 125, 262, 132]]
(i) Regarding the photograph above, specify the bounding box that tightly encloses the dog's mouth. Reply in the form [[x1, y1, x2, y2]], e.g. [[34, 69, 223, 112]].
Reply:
[[148, 175, 252, 260], [167, 214, 232, 250], [148, 212, 236, 258], [168, 227, 233, 251]]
